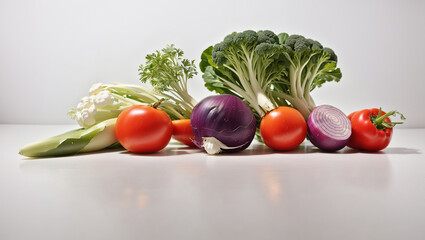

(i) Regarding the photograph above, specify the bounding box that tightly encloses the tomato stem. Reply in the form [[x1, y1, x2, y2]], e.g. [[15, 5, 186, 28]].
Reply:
[[371, 108, 405, 130]]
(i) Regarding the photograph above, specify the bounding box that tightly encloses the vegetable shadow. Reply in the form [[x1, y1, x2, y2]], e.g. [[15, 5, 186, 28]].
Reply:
[[215, 143, 325, 156], [20, 147, 125, 160], [119, 146, 203, 157], [341, 147, 422, 155], [219, 144, 276, 156]]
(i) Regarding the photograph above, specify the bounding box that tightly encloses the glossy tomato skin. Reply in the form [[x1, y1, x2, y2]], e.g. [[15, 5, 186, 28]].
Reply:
[[172, 119, 196, 147], [347, 108, 392, 151], [260, 107, 307, 151], [115, 105, 173, 153]]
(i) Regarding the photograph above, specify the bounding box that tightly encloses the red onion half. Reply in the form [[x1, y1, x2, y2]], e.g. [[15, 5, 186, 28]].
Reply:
[[190, 95, 256, 154], [307, 105, 351, 151]]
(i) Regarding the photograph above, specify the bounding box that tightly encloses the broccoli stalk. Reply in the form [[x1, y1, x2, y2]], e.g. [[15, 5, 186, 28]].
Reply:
[[138, 44, 198, 119]]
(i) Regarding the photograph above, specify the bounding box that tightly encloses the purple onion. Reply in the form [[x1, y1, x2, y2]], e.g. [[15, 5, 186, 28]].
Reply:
[[307, 105, 351, 151], [190, 95, 256, 154]]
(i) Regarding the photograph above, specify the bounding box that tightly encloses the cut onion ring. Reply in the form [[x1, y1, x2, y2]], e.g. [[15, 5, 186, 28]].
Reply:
[[307, 105, 351, 151]]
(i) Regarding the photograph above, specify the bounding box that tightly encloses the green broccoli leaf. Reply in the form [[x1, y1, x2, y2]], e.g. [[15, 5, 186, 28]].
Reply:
[[313, 62, 342, 89], [200, 46, 216, 72], [202, 66, 233, 95]]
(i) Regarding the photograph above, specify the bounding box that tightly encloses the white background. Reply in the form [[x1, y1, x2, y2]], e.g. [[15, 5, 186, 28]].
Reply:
[[1, 0, 424, 127]]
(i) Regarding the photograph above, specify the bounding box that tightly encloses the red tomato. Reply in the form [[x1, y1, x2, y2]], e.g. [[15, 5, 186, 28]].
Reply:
[[172, 119, 196, 147], [260, 106, 307, 151], [115, 105, 173, 153], [347, 108, 393, 151]]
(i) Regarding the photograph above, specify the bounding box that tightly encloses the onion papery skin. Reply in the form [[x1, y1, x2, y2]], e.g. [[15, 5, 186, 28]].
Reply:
[[190, 95, 256, 153], [307, 105, 351, 151]]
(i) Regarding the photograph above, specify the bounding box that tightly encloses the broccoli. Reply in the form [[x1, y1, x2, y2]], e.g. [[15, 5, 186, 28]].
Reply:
[[270, 33, 342, 119], [201, 30, 342, 120], [201, 30, 285, 117]]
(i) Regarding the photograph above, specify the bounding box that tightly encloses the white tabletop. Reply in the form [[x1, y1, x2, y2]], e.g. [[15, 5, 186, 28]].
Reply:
[[1, 125, 424, 240]]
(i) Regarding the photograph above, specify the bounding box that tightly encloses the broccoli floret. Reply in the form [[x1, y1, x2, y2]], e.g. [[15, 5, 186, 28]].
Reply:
[[324, 47, 337, 61], [284, 34, 305, 50], [223, 32, 236, 44], [284, 35, 323, 52], [257, 30, 279, 44], [308, 39, 323, 50], [233, 30, 258, 45], [293, 38, 312, 52], [212, 42, 227, 66], [254, 43, 280, 57]]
